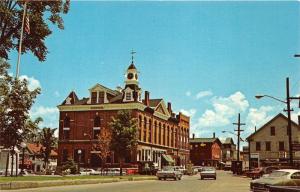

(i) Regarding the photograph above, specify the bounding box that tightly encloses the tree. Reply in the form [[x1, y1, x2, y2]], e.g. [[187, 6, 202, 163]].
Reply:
[[93, 130, 110, 175], [0, 0, 70, 61], [24, 117, 43, 143], [0, 58, 40, 176], [109, 110, 138, 176], [39, 127, 57, 171]]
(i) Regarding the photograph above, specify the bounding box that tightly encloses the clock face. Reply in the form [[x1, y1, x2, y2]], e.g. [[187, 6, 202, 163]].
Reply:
[[127, 73, 134, 79]]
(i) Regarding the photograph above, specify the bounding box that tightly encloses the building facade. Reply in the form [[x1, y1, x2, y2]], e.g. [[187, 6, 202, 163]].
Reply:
[[221, 137, 236, 163], [189, 134, 222, 167], [246, 113, 300, 168], [57, 61, 190, 169]]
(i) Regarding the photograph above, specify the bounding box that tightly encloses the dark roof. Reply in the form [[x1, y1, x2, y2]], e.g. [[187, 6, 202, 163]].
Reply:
[[61, 91, 79, 105], [128, 63, 136, 70], [246, 113, 299, 141], [109, 93, 123, 103], [189, 138, 218, 143], [148, 99, 163, 108], [223, 137, 235, 145]]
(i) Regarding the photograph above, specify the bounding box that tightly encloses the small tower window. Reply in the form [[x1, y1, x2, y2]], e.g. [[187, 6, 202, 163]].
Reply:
[[126, 92, 132, 101]]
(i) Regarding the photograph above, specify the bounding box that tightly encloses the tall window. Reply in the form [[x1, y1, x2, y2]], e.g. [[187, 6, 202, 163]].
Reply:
[[270, 126, 275, 136], [63, 116, 70, 140], [74, 149, 85, 163], [265, 141, 271, 151], [139, 116, 142, 141], [159, 123, 162, 145], [163, 124, 166, 145], [148, 120, 152, 143], [154, 121, 157, 144], [62, 149, 68, 162], [167, 126, 170, 146], [91, 92, 97, 103], [171, 128, 174, 147], [143, 117, 147, 142], [256, 142, 261, 151], [279, 141, 285, 151], [64, 116, 70, 128], [125, 92, 132, 101], [98, 91, 105, 103], [94, 116, 101, 127]]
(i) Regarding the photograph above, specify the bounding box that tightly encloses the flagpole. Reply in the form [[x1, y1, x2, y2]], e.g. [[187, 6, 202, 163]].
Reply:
[[16, 1, 27, 79]]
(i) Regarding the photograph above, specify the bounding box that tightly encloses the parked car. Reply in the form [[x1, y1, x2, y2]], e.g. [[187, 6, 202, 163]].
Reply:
[[269, 186, 300, 192], [80, 168, 98, 175], [193, 166, 203, 173], [174, 166, 186, 174], [250, 169, 300, 192], [247, 166, 279, 179], [156, 166, 183, 181], [200, 167, 216, 180]]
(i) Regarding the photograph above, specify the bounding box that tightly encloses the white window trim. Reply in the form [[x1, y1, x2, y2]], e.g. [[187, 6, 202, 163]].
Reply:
[[93, 127, 101, 130], [63, 127, 70, 130]]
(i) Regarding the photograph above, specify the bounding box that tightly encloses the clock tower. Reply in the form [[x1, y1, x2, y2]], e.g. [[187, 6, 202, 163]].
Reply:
[[123, 50, 142, 102]]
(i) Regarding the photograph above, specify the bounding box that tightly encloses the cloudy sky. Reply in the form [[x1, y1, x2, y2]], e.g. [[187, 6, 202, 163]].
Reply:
[[7, 1, 300, 142]]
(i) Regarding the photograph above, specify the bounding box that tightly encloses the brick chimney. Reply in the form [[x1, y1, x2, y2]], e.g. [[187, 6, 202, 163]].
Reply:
[[213, 132, 215, 138], [167, 102, 172, 114], [144, 91, 150, 106], [192, 133, 195, 139]]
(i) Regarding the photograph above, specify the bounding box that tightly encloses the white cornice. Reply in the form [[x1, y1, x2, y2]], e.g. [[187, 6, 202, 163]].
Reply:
[[57, 103, 146, 112]]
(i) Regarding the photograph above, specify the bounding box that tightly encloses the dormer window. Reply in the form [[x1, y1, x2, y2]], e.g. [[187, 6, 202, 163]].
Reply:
[[91, 92, 97, 104], [126, 92, 132, 100]]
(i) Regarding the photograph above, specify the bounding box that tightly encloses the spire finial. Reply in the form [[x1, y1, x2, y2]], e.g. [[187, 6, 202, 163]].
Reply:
[[131, 49, 136, 64]]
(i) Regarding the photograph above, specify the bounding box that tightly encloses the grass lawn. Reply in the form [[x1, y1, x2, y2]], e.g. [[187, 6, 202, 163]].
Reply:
[[0, 175, 153, 183]]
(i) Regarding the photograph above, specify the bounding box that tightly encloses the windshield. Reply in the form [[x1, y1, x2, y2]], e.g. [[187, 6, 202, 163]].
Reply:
[[203, 167, 215, 171], [268, 171, 289, 177], [162, 166, 174, 171]]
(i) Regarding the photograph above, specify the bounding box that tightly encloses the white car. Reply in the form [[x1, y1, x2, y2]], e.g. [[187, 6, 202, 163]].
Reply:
[[80, 168, 98, 175], [200, 167, 216, 180]]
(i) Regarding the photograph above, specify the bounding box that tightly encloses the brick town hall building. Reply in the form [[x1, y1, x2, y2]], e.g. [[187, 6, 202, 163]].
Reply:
[[57, 60, 190, 170]]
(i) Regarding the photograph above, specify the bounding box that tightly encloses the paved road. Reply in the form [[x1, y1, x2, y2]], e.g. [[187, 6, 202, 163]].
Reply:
[[10, 171, 251, 192]]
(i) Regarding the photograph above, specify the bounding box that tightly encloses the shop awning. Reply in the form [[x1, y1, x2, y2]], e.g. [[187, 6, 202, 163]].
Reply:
[[162, 154, 175, 163]]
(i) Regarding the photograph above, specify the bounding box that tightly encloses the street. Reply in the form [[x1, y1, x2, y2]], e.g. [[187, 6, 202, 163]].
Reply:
[[10, 171, 251, 192]]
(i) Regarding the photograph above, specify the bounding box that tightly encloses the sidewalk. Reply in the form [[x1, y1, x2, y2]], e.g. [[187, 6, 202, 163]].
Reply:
[[0, 176, 157, 190]]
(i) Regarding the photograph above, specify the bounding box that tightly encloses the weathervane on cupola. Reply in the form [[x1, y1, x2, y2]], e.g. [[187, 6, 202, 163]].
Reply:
[[123, 49, 142, 102]]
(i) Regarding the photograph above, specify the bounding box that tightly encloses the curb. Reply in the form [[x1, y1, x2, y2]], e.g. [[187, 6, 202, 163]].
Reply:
[[0, 176, 157, 190]]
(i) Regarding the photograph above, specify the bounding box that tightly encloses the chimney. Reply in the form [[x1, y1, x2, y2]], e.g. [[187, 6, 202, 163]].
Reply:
[[298, 115, 300, 125], [167, 102, 172, 114], [192, 133, 195, 139], [144, 91, 150, 106], [213, 132, 215, 138]]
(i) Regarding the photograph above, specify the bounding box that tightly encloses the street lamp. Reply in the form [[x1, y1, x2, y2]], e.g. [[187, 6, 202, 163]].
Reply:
[[77, 149, 82, 174], [20, 142, 26, 175], [255, 77, 300, 167], [83, 133, 92, 168]]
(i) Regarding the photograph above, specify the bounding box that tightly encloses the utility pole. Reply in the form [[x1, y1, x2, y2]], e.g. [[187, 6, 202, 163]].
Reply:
[[233, 113, 245, 162], [285, 78, 293, 166]]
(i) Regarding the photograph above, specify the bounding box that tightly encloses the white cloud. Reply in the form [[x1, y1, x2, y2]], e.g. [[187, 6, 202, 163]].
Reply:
[[196, 90, 213, 99], [185, 91, 191, 97], [180, 108, 197, 118], [30, 106, 59, 128], [194, 91, 249, 129], [246, 105, 274, 131], [19, 75, 41, 91]]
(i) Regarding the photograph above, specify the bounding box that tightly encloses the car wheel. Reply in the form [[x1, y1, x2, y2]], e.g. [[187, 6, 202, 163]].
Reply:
[[174, 177, 177, 181], [179, 176, 182, 180], [158, 178, 161, 180]]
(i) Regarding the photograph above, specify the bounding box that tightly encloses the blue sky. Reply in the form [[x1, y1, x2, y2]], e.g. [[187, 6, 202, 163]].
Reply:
[[7, 1, 300, 142]]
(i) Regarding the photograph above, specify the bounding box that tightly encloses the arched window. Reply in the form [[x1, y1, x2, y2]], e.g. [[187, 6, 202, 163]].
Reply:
[[148, 119, 152, 143], [64, 116, 70, 128], [154, 121, 157, 144], [94, 116, 101, 127], [143, 117, 147, 142], [139, 116, 142, 141]]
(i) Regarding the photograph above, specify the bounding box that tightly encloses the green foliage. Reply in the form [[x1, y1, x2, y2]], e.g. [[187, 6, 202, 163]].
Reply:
[[0, 0, 70, 61], [61, 159, 77, 174], [39, 127, 57, 169], [24, 117, 43, 143], [0, 58, 40, 152], [109, 110, 138, 160]]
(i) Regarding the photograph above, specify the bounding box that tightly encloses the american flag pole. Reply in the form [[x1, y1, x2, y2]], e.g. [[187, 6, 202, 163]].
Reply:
[[16, 1, 28, 78]]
